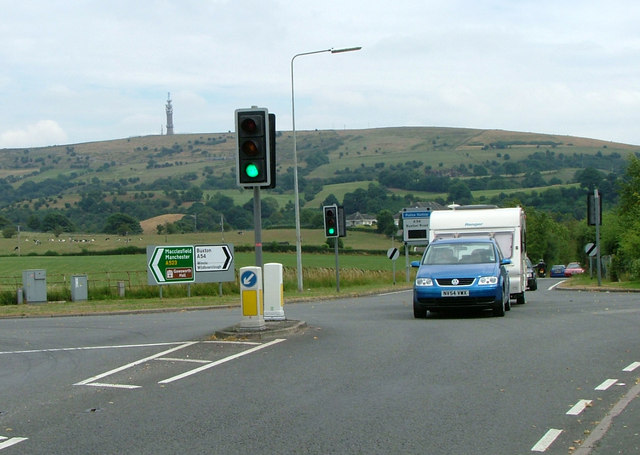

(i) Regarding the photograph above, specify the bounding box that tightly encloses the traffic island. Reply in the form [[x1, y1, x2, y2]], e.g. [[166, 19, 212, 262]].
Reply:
[[212, 319, 307, 341]]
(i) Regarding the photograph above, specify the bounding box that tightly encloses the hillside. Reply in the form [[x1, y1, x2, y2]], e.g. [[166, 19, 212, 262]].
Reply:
[[0, 126, 637, 234], [1, 127, 636, 190]]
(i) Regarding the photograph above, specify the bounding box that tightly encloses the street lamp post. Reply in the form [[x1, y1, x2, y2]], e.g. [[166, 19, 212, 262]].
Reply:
[[290, 46, 362, 292]]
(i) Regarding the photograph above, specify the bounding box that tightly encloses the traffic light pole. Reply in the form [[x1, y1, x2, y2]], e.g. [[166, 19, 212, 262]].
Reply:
[[334, 238, 340, 292], [254, 187, 262, 268]]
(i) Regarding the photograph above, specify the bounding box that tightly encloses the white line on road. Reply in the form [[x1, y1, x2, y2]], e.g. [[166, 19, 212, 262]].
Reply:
[[531, 428, 562, 452], [378, 290, 411, 296], [0, 341, 188, 356], [566, 399, 592, 416], [74, 341, 197, 386], [158, 338, 286, 384], [0, 437, 28, 450], [595, 379, 618, 391], [83, 382, 141, 389], [547, 280, 566, 290], [623, 361, 640, 372], [572, 381, 640, 455], [157, 357, 212, 364]]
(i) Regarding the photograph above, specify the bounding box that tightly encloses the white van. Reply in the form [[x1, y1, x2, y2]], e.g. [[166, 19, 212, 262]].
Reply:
[[428, 206, 527, 304]]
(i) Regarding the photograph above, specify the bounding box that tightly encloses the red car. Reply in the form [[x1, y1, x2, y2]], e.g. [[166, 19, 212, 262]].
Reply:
[[564, 262, 585, 276]]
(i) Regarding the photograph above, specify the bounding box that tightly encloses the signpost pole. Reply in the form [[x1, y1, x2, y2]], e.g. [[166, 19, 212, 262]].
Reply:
[[595, 189, 602, 286]]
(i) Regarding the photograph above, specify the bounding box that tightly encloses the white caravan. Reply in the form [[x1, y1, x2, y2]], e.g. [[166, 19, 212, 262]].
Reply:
[[428, 206, 527, 304]]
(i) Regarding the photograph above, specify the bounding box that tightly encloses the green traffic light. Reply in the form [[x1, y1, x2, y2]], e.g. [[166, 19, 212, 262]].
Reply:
[[328, 227, 335, 235], [245, 163, 260, 178]]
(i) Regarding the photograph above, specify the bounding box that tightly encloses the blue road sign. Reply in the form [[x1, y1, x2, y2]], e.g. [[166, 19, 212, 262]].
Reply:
[[241, 270, 258, 288]]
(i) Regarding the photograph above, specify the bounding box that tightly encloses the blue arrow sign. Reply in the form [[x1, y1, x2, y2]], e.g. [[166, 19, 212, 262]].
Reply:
[[241, 270, 258, 288]]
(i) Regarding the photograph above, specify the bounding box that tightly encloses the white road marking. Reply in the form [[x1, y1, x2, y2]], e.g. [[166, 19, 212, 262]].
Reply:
[[202, 340, 262, 346], [74, 342, 197, 386], [158, 338, 286, 384], [157, 357, 211, 364], [378, 290, 411, 296], [0, 341, 187, 356], [595, 379, 618, 391], [547, 280, 566, 290], [531, 428, 562, 452], [572, 381, 640, 455], [83, 382, 141, 389], [0, 437, 28, 450], [566, 399, 592, 415], [623, 361, 640, 372]]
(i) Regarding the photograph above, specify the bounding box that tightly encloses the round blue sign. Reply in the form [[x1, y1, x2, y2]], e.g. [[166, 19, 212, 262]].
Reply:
[[241, 270, 258, 288]]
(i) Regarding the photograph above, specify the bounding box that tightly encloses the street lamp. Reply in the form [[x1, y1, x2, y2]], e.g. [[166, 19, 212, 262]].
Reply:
[[290, 46, 362, 292]]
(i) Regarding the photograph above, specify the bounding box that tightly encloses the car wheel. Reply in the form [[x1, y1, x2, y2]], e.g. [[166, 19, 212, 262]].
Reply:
[[493, 288, 506, 317], [516, 292, 526, 305], [413, 302, 427, 319]]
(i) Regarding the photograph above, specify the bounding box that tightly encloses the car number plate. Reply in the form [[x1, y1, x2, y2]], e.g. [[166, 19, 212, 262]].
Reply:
[[441, 290, 469, 297]]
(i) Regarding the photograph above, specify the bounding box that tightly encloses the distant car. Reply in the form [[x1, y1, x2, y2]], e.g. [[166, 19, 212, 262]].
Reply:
[[564, 262, 585, 276], [550, 265, 566, 277], [411, 237, 511, 318], [525, 256, 537, 291]]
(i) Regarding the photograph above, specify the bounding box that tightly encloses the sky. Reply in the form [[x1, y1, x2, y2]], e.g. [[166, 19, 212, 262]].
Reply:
[[2, 0, 640, 149]]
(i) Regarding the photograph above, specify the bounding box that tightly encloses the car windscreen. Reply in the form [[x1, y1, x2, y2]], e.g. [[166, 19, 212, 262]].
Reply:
[[423, 243, 496, 265]]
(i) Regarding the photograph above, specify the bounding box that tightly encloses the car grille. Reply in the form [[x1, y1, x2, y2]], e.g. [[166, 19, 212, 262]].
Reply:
[[436, 278, 475, 286]]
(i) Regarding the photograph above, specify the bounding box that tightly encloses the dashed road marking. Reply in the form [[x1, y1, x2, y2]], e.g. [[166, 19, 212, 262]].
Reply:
[[595, 379, 618, 391], [531, 428, 562, 452], [623, 361, 640, 372], [566, 399, 592, 416]]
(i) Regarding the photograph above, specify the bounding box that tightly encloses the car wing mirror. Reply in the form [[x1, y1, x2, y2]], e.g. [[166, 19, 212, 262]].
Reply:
[[501, 259, 512, 265], [411, 261, 421, 268]]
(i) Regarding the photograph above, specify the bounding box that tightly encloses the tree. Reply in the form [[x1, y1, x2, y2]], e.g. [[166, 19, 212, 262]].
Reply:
[[2, 225, 16, 238], [575, 167, 605, 190], [612, 155, 640, 278], [42, 212, 75, 234], [103, 213, 142, 235], [376, 210, 396, 237], [447, 181, 472, 205]]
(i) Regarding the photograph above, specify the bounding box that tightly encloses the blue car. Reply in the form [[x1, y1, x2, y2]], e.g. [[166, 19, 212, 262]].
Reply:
[[412, 237, 511, 318], [550, 264, 566, 277]]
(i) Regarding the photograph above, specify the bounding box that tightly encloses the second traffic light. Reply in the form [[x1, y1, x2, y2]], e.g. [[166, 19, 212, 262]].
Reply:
[[323, 205, 339, 238], [235, 108, 275, 188]]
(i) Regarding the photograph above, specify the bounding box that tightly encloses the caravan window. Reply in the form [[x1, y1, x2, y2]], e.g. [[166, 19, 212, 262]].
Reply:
[[493, 232, 514, 259]]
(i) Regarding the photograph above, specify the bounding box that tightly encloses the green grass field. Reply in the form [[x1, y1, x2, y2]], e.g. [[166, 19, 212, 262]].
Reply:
[[0, 229, 394, 257]]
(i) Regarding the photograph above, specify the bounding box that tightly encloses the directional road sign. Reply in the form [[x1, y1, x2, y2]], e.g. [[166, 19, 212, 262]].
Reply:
[[241, 270, 258, 288], [195, 245, 232, 272], [148, 246, 194, 284]]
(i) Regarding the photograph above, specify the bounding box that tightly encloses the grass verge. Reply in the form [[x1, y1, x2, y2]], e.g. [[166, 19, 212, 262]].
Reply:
[[0, 281, 413, 318]]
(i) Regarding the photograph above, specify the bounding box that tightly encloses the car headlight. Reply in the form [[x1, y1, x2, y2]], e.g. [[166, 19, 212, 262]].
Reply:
[[478, 276, 498, 285], [415, 277, 433, 287]]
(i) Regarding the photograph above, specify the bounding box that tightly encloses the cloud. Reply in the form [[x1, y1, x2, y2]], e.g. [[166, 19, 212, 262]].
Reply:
[[0, 120, 68, 149]]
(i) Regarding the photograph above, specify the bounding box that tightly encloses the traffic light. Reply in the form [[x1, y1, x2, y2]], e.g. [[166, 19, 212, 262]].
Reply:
[[323, 205, 338, 238], [236, 108, 271, 187]]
